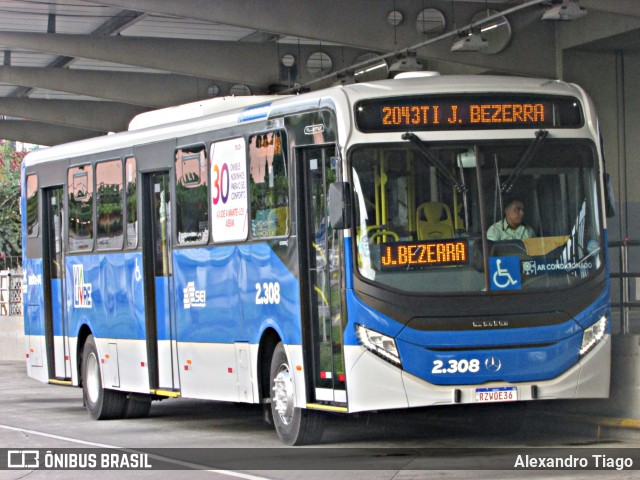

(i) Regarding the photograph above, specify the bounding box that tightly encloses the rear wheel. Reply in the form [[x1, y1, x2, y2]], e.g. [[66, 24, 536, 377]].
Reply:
[[270, 342, 324, 445], [82, 335, 126, 420]]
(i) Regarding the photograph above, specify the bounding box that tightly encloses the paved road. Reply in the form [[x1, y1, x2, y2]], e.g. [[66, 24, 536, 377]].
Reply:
[[0, 361, 639, 479]]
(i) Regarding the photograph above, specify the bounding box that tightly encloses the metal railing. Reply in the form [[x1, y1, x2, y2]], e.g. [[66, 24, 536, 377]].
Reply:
[[0, 269, 22, 316], [609, 239, 640, 335], [0, 256, 21, 271]]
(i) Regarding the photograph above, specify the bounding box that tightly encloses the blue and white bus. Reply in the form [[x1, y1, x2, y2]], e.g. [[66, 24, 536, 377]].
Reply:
[[21, 74, 611, 445]]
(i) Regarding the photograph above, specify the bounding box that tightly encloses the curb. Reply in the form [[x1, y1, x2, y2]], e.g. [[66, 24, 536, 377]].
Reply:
[[542, 411, 640, 432]]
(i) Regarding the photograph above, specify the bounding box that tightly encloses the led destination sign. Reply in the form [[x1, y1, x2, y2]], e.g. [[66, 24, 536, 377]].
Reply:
[[374, 239, 469, 270], [355, 95, 583, 132]]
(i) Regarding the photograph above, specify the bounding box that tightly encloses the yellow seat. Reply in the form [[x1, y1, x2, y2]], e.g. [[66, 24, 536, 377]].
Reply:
[[416, 202, 454, 240]]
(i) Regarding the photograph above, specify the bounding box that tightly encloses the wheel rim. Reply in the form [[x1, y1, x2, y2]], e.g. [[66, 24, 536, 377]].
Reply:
[[85, 352, 101, 404], [272, 363, 294, 425]]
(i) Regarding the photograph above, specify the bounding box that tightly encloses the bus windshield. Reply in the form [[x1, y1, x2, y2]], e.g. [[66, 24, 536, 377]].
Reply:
[[351, 138, 602, 293]]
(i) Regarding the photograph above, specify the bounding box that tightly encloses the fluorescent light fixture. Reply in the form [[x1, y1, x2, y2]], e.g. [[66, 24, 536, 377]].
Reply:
[[354, 61, 387, 77], [542, 0, 587, 21], [481, 20, 507, 33], [451, 31, 488, 52], [388, 51, 423, 77]]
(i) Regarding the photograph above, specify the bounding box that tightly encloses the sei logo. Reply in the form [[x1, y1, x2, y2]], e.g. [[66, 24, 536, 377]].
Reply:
[[255, 282, 281, 305], [183, 281, 206, 309]]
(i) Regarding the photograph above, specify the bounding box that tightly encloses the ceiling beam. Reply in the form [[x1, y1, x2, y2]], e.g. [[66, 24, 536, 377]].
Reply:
[[87, 0, 510, 52], [0, 32, 371, 87], [0, 120, 103, 146], [8, 9, 146, 99], [88, 0, 403, 51], [86, 0, 560, 81], [554, 10, 640, 51], [581, 0, 640, 18], [0, 98, 148, 132], [85, 1, 569, 54], [0, 66, 219, 108]]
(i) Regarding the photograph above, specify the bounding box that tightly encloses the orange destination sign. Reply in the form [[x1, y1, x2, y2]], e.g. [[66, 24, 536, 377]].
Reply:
[[376, 240, 469, 270], [355, 95, 582, 132]]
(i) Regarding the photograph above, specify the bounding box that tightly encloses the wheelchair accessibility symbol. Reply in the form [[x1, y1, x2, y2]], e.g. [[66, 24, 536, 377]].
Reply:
[[489, 257, 521, 291]]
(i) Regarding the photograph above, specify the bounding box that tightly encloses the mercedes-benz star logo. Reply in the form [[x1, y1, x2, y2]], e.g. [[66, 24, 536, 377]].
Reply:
[[485, 356, 502, 372]]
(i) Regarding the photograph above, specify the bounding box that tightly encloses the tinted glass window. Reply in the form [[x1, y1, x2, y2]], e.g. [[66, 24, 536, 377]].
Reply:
[[249, 131, 289, 238], [26, 174, 38, 237], [125, 157, 138, 249], [96, 159, 123, 250], [351, 140, 601, 293], [175, 145, 208, 244], [68, 165, 94, 251]]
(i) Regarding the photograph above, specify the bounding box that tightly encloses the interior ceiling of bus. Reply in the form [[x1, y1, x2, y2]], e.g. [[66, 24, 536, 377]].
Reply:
[[0, 0, 638, 147]]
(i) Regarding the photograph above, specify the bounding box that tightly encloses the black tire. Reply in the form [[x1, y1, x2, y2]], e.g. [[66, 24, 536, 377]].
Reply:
[[123, 396, 152, 419], [269, 342, 324, 445], [82, 335, 126, 420]]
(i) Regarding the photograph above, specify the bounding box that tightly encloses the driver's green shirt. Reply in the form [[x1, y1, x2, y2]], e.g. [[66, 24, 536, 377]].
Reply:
[[487, 219, 534, 241]]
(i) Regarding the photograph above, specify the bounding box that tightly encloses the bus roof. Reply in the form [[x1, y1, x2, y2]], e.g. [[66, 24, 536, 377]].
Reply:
[[342, 75, 582, 100], [23, 75, 584, 168], [127, 95, 281, 131]]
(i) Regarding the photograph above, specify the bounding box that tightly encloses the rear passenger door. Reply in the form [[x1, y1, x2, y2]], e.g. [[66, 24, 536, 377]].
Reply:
[[141, 170, 180, 394], [42, 186, 70, 381]]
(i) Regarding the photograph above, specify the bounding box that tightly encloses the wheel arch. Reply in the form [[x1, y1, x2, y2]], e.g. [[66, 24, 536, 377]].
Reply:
[[257, 327, 281, 402], [76, 324, 93, 387]]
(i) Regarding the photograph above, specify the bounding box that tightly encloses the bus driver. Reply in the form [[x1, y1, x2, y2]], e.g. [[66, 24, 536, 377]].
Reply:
[[487, 198, 535, 241]]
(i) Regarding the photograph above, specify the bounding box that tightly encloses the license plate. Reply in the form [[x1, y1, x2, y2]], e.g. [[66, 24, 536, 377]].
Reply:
[[475, 386, 517, 403]]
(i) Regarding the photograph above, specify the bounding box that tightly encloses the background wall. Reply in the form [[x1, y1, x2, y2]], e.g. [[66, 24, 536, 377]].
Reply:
[[0, 315, 25, 361], [563, 49, 640, 416]]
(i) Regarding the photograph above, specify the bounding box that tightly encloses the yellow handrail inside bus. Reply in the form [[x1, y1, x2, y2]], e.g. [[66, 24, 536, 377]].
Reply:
[[407, 154, 416, 240], [369, 230, 399, 243], [380, 157, 388, 240]]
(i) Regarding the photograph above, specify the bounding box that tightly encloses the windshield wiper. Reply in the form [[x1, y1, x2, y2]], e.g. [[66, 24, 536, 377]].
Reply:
[[501, 129, 548, 193], [402, 132, 467, 192]]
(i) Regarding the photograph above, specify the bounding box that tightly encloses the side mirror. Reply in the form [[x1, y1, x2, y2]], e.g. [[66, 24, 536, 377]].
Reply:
[[604, 172, 616, 218], [328, 182, 352, 230]]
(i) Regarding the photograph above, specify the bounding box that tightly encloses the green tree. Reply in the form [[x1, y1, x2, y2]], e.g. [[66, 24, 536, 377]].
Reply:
[[0, 141, 27, 258]]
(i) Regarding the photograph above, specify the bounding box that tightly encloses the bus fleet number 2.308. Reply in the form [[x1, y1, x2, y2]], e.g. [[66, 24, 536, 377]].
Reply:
[[432, 359, 481, 374], [255, 282, 281, 305]]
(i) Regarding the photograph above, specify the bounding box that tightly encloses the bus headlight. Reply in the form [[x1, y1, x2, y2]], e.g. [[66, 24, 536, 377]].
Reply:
[[580, 316, 607, 357], [356, 324, 401, 366]]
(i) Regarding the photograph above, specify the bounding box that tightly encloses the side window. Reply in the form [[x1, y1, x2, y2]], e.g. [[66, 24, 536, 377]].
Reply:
[[249, 131, 289, 238], [26, 174, 38, 237], [175, 145, 208, 244], [125, 156, 138, 249], [96, 159, 124, 250], [68, 165, 94, 251]]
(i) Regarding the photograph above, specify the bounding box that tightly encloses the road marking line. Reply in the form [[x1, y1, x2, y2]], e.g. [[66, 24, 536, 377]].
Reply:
[[0, 424, 270, 479]]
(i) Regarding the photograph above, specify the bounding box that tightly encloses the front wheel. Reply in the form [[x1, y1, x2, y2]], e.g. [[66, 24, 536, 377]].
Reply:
[[270, 342, 324, 445], [82, 335, 126, 420]]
